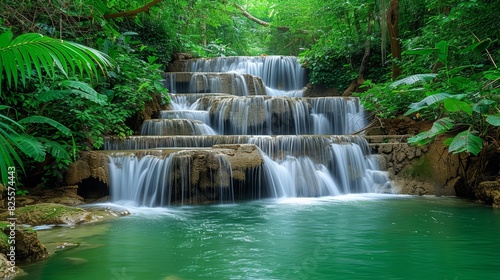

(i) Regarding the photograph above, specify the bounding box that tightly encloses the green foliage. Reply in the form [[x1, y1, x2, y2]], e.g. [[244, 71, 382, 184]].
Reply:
[[408, 117, 455, 146], [300, 47, 358, 89], [0, 1, 172, 187], [0, 29, 113, 185], [117, 14, 180, 69], [0, 29, 112, 95], [355, 73, 437, 119], [401, 1, 500, 76], [403, 40, 500, 156]]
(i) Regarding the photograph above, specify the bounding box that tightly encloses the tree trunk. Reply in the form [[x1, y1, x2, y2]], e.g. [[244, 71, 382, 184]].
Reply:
[[386, 0, 402, 80], [381, 0, 387, 65], [343, 6, 374, 96]]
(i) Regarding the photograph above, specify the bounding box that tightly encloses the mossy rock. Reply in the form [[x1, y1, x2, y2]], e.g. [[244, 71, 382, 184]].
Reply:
[[398, 154, 433, 180], [14, 203, 99, 226], [0, 223, 48, 263]]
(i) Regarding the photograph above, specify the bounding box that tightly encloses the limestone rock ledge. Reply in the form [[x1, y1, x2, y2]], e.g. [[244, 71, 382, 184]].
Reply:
[[65, 151, 109, 186], [475, 179, 500, 208], [64, 145, 264, 203], [368, 135, 460, 196]]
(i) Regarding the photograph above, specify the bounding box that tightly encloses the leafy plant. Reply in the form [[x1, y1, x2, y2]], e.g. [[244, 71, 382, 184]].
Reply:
[[355, 74, 437, 119], [0, 29, 113, 184], [402, 40, 500, 156], [0, 30, 113, 95]]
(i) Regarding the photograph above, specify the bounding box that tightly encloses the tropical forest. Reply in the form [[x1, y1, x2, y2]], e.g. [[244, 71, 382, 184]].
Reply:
[[1, 0, 500, 279]]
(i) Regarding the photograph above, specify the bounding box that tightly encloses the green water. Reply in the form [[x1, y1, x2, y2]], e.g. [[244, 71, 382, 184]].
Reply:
[[18, 195, 500, 280]]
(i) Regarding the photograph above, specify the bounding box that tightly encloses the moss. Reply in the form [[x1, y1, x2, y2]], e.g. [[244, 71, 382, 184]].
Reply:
[[399, 154, 433, 180], [15, 203, 90, 226], [0, 222, 9, 248]]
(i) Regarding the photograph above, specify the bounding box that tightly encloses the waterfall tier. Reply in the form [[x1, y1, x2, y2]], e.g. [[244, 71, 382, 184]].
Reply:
[[185, 56, 308, 91]]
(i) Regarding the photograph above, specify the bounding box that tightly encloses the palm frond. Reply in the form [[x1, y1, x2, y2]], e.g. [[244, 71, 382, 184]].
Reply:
[[0, 30, 114, 94], [389, 74, 437, 88], [10, 134, 46, 162], [18, 116, 72, 137], [37, 80, 108, 105]]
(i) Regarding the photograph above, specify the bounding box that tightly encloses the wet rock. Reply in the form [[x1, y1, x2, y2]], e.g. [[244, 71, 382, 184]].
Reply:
[[0, 223, 48, 263], [475, 179, 500, 207], [0, 253, 20, 279], [65, 151, 109, 186], [392, 178, 433, 196], [55, 242, 79, 251], [24, 185, 84, 206]]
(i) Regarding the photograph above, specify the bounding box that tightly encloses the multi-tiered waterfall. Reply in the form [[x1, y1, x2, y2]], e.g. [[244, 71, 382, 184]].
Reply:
[[105, 56, 391, 206]]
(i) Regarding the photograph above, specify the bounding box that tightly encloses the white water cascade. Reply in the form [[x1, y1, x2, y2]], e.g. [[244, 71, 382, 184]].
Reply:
[[105, 56, 391, 206]]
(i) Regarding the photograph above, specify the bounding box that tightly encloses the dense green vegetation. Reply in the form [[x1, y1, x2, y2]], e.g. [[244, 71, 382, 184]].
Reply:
[[0, 0, 499, 189]]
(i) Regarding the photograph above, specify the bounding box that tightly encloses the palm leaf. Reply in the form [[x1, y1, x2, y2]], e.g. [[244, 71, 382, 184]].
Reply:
[[39, 137, 71, 159], [0, 129, 25, 184], [10, 134, 46, 162], [18, 116, 72, 137], [37, 80, 108, 105], [408, 117, 454, 146], [405, 93, 467, 116], [448, 130, 483, 156], [389, 74, 437, 88], [61, 80, 108, 104], [0, 30, 114, 94]]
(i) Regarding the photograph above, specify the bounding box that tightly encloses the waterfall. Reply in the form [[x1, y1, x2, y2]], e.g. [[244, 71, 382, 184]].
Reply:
[[105, 56, 391, 206], [186, 56, 308, 91]]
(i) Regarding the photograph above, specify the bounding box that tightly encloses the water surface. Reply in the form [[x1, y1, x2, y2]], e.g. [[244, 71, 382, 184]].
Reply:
[[19, 195, 500, 280]]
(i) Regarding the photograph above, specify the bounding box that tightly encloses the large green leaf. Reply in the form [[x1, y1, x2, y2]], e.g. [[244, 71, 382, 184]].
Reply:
[[404, 48, 439, 56], [407, 117, 454, 146], [37, 81, 108, 105], [39, 137, 71, 159], [448, 130, 483, 156], [10, 134, 46, 162], [0, 30, 114, 95], [443, 99, 472, 115], [486, 115, 500, 126], [472, 39, 492, 53], [61, 80, 108, 105], [405, 93, 466, 116], [389, 74, 437, 89], [435, 41, 449, 64], [472, 99, 496, 113], [18, 116, 72, 137]]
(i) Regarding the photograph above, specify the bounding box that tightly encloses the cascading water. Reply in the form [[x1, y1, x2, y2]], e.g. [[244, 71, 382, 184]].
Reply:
[[106, 56, 391, 206]]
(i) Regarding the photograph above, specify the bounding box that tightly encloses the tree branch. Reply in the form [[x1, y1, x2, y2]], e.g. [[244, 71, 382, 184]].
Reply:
[[234, 3, 290, 31], [234, 3, 269, 27], [104, 0, 162, 19]]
